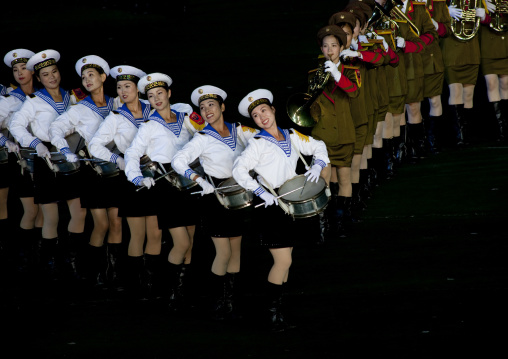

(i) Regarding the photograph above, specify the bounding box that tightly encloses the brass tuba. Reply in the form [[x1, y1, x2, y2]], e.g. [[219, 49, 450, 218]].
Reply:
[[286, 59, 331, 127], [385, 0, 420, 36], [489, 0, 508, 32], [450, 0, 481, 41]]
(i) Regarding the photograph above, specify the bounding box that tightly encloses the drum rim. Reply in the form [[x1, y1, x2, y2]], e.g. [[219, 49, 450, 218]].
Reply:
[[278, 174, 326, 203]]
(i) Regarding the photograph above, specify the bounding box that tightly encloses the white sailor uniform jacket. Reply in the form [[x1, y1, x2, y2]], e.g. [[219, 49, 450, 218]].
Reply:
[[0, 87, 27, 147], [232, 128, 329, 196], [124, 106, 207, 185], [171, 121, 259, 180], [88, 100, 151, 165], [9, 88, 75, 148]]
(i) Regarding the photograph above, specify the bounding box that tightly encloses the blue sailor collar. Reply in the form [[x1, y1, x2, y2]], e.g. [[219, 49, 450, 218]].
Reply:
[[79, 95, 115, 119], [117, 101, 151, 128], [7, 86, 30, 103], [35, 87, 70, 115], [200, 121, 237, 151], [148, 109, 185, 137], [255, 127, 291, 157]]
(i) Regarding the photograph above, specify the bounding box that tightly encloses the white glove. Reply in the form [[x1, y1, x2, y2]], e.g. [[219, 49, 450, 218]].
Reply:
[[486, 0, 496, 13], [116, 157, 125, 171], [476, 7, 486, 21], [304, 164, 322, 183], [396, 36, 406, 49], [195, 177, 215, 196], [340, 49, 360, 59], [431, 18, 439, 31], [5, 140, 19, 153], [35, 143, 50, 158], [358, 35, 368, 43], [141, 177, 155, 189], [350, 38, 359, 51], [65, 153, 79, 162], [259, 191, 278, 208], [376, 34, 389, 51], [324, 60, 341, 83], [448, 5, 463, 21]]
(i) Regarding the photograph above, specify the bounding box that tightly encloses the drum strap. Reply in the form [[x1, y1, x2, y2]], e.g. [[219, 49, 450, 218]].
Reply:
[[290, 138, 309, 169], [259, 176, 291, 215], [207, 175, 227, 207]]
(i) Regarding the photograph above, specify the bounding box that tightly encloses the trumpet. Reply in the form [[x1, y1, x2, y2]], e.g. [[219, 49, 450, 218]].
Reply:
[[286, 56, 332, 128]]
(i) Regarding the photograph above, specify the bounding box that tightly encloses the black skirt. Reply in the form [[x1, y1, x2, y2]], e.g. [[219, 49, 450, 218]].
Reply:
[[117, 174, 161, 218], [0, 152, 18, 189], [252, 190, 320, 248], [32, 148, 83, 204], [79, 164, 124, 209], [200, 176, 251, 238]]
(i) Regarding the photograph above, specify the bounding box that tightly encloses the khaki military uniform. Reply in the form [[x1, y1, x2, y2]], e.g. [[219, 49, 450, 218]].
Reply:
[[310, 63, 359, 167], [364, 41, 380, 146], [480, 12, 508, 75]]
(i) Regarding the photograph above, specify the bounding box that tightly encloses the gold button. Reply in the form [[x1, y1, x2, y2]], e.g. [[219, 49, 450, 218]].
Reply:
[[431, 53, 433, 56]]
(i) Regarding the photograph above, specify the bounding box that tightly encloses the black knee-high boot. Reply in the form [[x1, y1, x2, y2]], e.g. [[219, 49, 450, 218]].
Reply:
[[450, 104, 466, 146], [86, 244, 107, 287], [225, 272, 241, 319], [125, 255, 144, 299], [382, 138, 395, 179], [425, 115, 442, 154], [143, 253, 162, 299], [267, 282, 294, 332], [0, 219, 11, 266], [394, 125, 408, 166], [40, 237, 59, 281], [351, 183, 365, 223], [407, 123, 426, 162], [65, 232, 87, 280], [106, 242, 124, 290], [167, 262, 185, 311], [15, 228, 36, 274], [211, 273, 227, 320], [492, 101, 507, 141]]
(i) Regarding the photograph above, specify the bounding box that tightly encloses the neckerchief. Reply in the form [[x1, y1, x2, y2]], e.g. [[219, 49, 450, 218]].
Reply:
[[79, 95, 115, 119], [148, 110, 185, 137]]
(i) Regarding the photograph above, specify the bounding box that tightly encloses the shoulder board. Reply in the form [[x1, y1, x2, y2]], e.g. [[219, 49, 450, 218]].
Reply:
[[71, 88, 87, 102], [343, 65, 360, 70], [290, 128, 310, 143], [28, 93, 37, 98], [241, 125, 257, 133], [413, 2, 426, 5], [360, 42, 374, 47], [368, 39, 384, 44], [375, 30, 392, 35], [189, 111, 205, 126], [393, 19, 408, 23]]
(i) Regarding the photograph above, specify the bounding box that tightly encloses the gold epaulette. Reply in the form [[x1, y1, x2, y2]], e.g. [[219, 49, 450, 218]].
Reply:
[[290, 128, 310, 143], [376, 30, 392, 35], [10, 83, 17, 90], [393, 19, 408, 23], [241, 125, 257, 133], [413, 1, 426, 5], [360, 42, 374, 47], [343, 65, 360, 70]]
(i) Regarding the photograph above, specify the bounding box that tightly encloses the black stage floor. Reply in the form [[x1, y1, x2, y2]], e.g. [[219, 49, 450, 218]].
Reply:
[[1, 137, 507, 359]]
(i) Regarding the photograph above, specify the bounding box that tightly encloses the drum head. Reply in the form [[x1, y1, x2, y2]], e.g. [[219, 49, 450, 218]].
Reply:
[[278, 175, 325, 201], [218, 177, 243, 194]]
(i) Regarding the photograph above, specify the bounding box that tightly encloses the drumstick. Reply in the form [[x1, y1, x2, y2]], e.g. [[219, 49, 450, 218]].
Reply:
[[299, 177, 309, 198], [190, 183, 242, 195], [135, 171, 173, 191], [254, 185, 305, 208]]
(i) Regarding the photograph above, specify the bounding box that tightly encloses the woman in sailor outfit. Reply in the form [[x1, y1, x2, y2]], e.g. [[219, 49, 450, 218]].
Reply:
[[232, 89, 330, 331], [88, 65, 154, 294], [172, 85, 258, 319], [9, 50, 87, 279], [124, 73, 206, 305], [49, 55, 118, 282], [1, 49, 44, 271]]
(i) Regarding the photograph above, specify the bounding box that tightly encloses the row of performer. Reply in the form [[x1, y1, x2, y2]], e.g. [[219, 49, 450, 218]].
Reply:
[[1, 0, 507, 332]]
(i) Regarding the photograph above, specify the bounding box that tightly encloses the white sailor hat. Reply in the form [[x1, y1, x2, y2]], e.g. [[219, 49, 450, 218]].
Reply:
[[137, 73, 173, 94], [110, 65, 146, 83], [26, 49, 60, 72], [75, 55, 110, 77], [4, 49, 35, 68], [191, 85, 227, 107], [238, 89, 274, 118]]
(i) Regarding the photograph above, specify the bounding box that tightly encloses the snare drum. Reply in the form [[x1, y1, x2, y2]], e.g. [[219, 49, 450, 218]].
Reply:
[[0, 147, 8, 164], [167, 158, 205, 191], [217, 177, 253, 210], [91, 159, 120, 178], [48, 152, 80, 175], [19, 147, 37, 173], [140, 155, 157, 178], [277, 175, 330, 218]]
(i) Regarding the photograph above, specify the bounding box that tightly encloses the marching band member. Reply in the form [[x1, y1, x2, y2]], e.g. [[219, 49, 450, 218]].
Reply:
[[172, 85, 258, 319], [308, 25, 359, 238], [9, 49, 86, 280], [124, 73, 206, 307], [49, 55, 118, 283], [1, 49, 43, 271], [88, 65, 152, 293], [441, 0, 484, 145], [233, 89, 330, 331], [480, 0, 508, 141]]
